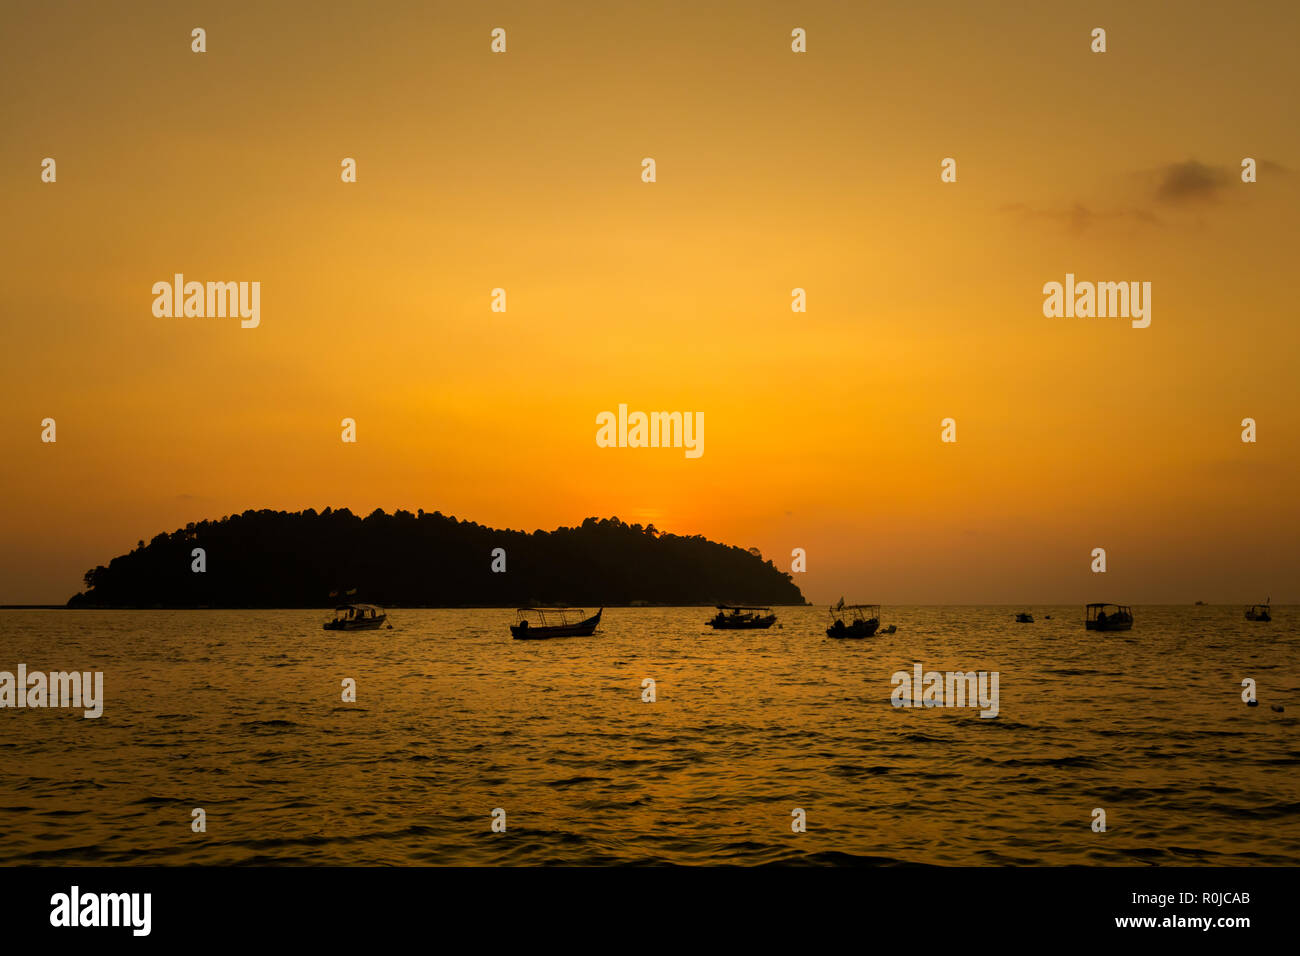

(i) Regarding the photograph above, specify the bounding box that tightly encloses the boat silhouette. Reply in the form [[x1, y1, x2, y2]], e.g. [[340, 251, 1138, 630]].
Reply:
[[511, 607, 603, 639], [1084, 603, 1132, 631], [1245, 599, 1271, 622], [323, 603, 388, 630], [706, 605, 777, 629], [826, 603, 880, 638]]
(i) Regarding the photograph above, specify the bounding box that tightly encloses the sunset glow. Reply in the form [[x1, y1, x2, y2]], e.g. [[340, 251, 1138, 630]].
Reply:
[[3, 1, 1297, 605]]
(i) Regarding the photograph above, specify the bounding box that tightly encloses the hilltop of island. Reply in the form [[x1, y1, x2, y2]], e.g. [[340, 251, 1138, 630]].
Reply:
[[65, 509, 808, 608]]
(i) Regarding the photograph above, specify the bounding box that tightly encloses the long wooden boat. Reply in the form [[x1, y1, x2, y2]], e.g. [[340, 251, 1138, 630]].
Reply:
[[511, 607, 602, 640], [706, 605, 777, 629]]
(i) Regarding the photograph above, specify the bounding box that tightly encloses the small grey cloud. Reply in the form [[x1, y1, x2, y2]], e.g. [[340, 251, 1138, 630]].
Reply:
[[1005, 158, 1290, 235], [999, 202, 1162, 235], [1154, 160, 1230, 202]]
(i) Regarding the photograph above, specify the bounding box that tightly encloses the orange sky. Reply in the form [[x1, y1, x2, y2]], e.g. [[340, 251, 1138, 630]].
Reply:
[[2, 1, 1297, 604]]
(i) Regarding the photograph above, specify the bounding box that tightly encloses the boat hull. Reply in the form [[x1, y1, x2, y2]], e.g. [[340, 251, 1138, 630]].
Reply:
[[707, 616, 776, 630], [826, 619, 880, 638], [1084, 620, 1132, 632], [1245, 612, 1271, 622], [323, 614, 387, 631]]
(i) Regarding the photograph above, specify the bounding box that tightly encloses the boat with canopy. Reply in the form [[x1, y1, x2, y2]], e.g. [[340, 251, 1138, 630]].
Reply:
[[1245, 600, 1271, 622], [1084, 603, 1133, 631], [323, 603, 388, 630], [511, 607, 603, 640], [826, 603, 881, 639]]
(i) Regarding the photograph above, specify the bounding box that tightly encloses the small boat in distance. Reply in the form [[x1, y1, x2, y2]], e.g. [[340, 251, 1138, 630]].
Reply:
[[706, 605, 777, 629], [323, 603, 387, 630], [1015, 612, 1034, 623], [1245, 600, 1271, 622], [1085, 603, 1133, 632], [827, 604, 880, 638], [511, 607, 603, 640]]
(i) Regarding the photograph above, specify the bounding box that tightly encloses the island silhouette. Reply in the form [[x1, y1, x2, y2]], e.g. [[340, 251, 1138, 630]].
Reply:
[[66, 509, 808, 608]]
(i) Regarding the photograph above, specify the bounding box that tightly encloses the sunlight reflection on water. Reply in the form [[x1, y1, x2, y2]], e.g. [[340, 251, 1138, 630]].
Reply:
[[0, 606, 1296, 865]]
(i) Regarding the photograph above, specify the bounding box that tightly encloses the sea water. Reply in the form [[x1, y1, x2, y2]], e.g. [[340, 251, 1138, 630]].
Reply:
[[0, 606, 1295, 865]]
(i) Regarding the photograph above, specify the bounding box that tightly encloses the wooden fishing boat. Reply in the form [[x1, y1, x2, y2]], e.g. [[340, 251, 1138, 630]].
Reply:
[[1084, 603, 1132, 632], [1015, 612, 1034, 623], [827, 604, 880, 638], [511, 607, 602, 640], [706, 605, 777, 629], [323, 603, 387, 630]]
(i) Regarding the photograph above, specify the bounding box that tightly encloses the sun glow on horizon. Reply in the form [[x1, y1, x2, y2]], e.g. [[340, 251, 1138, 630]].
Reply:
[[2, 0, 1297, 605]]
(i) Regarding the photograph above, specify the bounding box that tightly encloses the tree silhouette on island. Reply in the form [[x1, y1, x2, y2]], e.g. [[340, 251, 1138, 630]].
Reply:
[[66, 509, 808, 609]]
